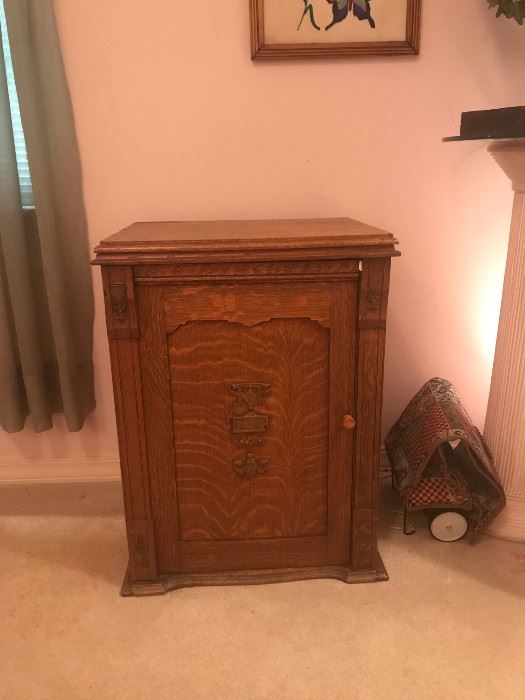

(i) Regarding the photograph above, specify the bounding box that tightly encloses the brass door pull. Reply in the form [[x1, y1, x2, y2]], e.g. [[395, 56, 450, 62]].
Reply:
[[343, 415, 356, 431]]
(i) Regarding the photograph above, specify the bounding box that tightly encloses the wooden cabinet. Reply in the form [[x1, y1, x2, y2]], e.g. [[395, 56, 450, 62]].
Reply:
[[93, 219, 399, 596]]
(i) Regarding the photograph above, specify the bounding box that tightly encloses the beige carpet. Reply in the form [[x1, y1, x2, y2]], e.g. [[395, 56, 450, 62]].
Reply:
[[0, 481, 524, 700]]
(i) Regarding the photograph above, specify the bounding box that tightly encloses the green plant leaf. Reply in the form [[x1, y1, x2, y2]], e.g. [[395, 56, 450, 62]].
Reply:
[[487, 0, 525, 24]]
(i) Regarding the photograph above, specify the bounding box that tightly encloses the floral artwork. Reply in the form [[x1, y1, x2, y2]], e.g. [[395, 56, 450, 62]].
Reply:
[[297, 1, 321, 30], [251, 0, 421, 60], [298, 1, 375, 32]]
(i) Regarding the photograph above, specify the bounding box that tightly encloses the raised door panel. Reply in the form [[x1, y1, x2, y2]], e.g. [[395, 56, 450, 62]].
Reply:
[[138, 281, 357, 574], [170, 317, 329, 541]]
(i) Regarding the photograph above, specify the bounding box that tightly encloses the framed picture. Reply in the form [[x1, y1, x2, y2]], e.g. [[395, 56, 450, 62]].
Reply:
[[250, 0, 421, 60]]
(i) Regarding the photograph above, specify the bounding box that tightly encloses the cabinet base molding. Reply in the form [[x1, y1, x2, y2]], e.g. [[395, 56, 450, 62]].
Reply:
[[121, 555, 389, 597]]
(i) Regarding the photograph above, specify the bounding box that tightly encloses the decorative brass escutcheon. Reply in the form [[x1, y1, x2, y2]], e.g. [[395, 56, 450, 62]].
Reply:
[[229, 383, 271, 477], [343, 415, 356, 431], [233, 453, 269, 479], [228, 382, 271, 448]]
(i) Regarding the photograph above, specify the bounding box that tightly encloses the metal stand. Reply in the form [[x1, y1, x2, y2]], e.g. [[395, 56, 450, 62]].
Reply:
[[403, 508, 416, 536]]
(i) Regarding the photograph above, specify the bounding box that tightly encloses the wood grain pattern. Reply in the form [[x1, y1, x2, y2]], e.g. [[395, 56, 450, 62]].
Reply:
[[97, 217, 397, 246], [327, 282, 356, 564], [352, 258, 391, 570], [134, 259, 360, 283], [102, 267, 156, 582], [164, 282, 332, 331], [180, 536, 328, 574], [170, 317, 329, 541], [137, 286, 181, 573], [95, 220, 399, 594], [92, 218, 400, 266], [121, 556, 389, 597]]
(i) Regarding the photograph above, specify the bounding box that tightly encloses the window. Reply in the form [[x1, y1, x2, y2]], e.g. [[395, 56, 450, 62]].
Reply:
[[0, 0, 33, 207]]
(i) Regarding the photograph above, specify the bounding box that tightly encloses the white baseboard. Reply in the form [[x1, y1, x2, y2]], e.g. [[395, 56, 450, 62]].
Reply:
[[0, 456, 121, 485]]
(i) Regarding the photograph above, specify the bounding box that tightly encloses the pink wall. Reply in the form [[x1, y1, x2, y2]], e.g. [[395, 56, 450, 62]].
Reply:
[[1, 0, 524, 464]]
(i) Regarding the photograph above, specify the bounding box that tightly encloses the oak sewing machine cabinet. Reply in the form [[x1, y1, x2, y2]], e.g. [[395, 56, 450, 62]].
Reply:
[[93, 218, 400, 596]]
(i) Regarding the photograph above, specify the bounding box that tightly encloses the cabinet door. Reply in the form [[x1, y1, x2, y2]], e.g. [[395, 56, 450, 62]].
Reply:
[[138, 281, 357, 573]]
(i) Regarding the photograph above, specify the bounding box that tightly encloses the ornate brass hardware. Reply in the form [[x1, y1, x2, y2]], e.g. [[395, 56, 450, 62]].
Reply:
[[230, 383, 270, 408], [229, 384, 271, 475], [233, 453, 269, 479], [228, 382, 271, 448], [343, 415, 356, 431]]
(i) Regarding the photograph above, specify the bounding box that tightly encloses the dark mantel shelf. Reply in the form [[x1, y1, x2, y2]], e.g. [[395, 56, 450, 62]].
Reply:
[[443, 106, 525, 142]]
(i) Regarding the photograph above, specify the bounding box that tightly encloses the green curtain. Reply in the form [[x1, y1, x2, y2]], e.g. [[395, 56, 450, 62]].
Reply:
[[0, 0, 94, 432]]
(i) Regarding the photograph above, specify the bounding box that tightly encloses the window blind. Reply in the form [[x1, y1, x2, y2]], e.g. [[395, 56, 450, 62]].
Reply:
[[0, 0, 33, 207]]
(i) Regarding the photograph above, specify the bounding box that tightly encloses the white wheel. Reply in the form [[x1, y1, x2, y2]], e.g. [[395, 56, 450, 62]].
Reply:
[[430, 512, 468, 542]]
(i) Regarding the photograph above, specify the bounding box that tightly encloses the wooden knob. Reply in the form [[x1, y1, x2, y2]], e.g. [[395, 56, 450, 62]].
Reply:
[[343, 415, 356, 431]]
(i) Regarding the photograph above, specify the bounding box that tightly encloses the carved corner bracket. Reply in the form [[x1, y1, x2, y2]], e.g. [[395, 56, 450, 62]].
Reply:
[[365, 273, 383, 311], [104, 268, 139, 340], [110, 282, 129, 322]]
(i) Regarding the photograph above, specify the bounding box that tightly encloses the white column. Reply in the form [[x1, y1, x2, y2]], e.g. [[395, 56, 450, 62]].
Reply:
[[484, 140, 525, 542]]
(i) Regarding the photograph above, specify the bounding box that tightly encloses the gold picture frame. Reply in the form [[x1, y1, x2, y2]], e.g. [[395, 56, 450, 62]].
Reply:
[[250, 0, 421, 60]]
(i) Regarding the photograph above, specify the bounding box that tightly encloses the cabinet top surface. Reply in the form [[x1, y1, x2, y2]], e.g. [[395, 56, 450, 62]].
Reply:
[[93, 218, 400, 264]]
